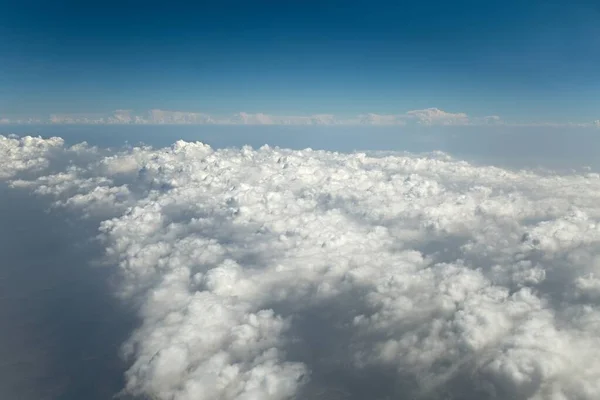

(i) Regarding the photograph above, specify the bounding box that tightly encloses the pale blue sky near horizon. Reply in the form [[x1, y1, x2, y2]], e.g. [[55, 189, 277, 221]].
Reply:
[[1, 0, 600, 124]]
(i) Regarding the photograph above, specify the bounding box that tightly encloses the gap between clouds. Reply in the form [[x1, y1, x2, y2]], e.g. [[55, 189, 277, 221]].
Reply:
[[4, 134, 600, 399]]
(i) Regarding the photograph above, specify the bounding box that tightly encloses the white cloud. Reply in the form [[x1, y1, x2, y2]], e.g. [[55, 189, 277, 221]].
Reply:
[[45, 110, 342, 126], [0, 135, 65, 179], [480, 115, 503, 124], [49, 113, 106, 124], [354, 113, 407, 125], [405, 107, 470, 125], [6, 135, 600, 398], [228, 112, 277, 125], [5, 108, 481, 126], [146, 109, 216, 124], [108, 109, 134, 124], [0, 117, 41, 124], [3, 109, 600, 127]]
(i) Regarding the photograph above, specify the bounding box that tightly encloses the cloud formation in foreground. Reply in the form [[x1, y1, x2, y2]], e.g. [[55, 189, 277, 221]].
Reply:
[[0, 108, 527, 126], [5, 134, 600, 399]]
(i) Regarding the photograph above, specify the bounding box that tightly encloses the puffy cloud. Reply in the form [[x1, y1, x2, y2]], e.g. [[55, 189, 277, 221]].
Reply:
[[0, 117, 41, 124], [108, 109, 134, 124], [0, 135, 65, 179], [480, 115, 503, 124], [13, 108, 484, 126], [355, 113, 407, 126], [406, 107, 470, 125], [46, 110, 341, 126], [227, 112, 278, 125], [227, 112, 339, 126], [5, 110, 600, 127], [49, 113, 106, 124], [147, 109, 216, 124], [6, 135, 600, 399]]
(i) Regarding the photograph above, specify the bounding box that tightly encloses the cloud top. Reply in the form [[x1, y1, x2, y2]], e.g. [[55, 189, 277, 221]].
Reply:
[[5, 135, 600, 399]]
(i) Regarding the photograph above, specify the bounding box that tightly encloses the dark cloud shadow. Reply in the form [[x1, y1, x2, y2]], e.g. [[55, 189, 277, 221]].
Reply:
[[0, 184, 139, 400], [273, 289, 506, 400]]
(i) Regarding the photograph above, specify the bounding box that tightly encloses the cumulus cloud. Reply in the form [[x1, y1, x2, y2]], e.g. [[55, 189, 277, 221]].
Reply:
[[45, 110, 342, 126], [147, 109, 216, 124], [0, 117, 41, 124], [5, 109, 600, 127], [41, 108, 480, 126], [0, 135, 66, 179], [50, 113, 107, 124], [108, 109, 134, 124], [2, 108, 499, 126], [354, 113, 407, 126], [5, 134, 600, 399], [405, 107, 470, 126], [480, 115, 503, 125]]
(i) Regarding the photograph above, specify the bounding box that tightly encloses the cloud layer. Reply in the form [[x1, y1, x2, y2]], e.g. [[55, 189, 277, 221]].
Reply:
[[5, 134, 600, 399], [3, 108, 598, 128], [1, 108, 504, 126]]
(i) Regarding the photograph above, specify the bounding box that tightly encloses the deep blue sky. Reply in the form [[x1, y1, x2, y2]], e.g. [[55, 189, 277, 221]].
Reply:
[[1, 0, 599, 123]]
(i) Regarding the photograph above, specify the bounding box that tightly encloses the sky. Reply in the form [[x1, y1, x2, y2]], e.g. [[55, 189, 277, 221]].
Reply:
[[1, 0, 600, 125]]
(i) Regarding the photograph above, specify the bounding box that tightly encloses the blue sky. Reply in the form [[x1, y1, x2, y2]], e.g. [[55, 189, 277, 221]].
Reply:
[[1, 0, 599, 125]]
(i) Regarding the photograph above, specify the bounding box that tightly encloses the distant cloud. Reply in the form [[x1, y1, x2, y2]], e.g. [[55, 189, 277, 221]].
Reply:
[[480, 115, 503, 124], [405, 107, 470, 125], [508, 121, 600, 128], [49, 113, 106, 124], [352, 113, 407, 126], [0, 117, 41, 124], [147, 109, 215, 124], [45, 110, 339, 126], [227, 112, 339, 125], [5, 108, 477, 126], [2, 109, 599, 128], [109, 109, 135, 124]]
